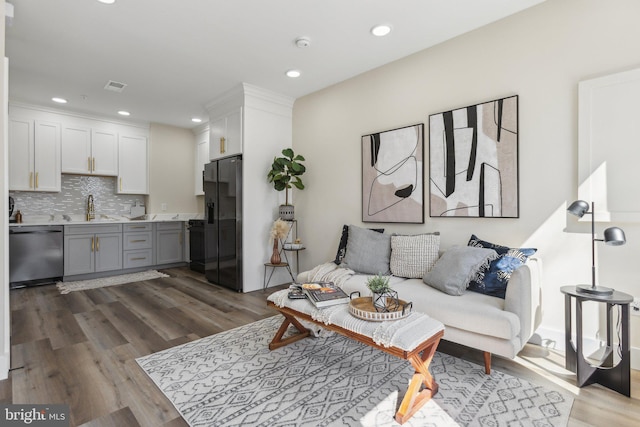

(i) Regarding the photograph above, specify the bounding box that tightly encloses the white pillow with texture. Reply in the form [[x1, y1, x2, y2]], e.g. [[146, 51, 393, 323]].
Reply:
[[390, 233, 440, 279]]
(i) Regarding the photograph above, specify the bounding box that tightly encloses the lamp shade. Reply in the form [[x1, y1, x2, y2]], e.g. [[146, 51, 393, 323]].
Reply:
[[604, 227, 626, 246], [567, 200, 590, 217]]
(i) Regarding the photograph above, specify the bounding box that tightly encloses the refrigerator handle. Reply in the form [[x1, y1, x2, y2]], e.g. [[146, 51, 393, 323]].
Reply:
[[207, 201, 215, 224]]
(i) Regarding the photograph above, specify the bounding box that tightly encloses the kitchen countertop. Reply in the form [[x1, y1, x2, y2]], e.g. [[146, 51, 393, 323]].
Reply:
[[9, 213, 203, 227]]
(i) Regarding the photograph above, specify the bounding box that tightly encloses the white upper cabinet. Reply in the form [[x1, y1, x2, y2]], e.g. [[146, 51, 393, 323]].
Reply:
[[118, 134, 148, 194], [195, 127, 209, 196], [209, 108, 242, 160], [91, 129, 119, 176], [61, 124, 118, 176], [9, 117, 61, 192]]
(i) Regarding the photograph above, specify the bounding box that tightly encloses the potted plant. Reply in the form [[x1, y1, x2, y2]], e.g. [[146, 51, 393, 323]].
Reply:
[[366, 274, 398, 313], [267, 148, 306, 220]]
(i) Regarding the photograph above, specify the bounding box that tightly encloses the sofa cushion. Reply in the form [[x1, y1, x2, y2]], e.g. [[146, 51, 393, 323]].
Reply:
[[467, 234, 537, 299], [334, 224, 384, 264], [423, 246, 498, 295], [390, 233, 440, 278], [340, 225, 391, 275]]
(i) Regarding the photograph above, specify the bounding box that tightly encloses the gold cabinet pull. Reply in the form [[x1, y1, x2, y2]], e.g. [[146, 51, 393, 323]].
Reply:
[[96, 236, 100, 251], [88, 157, 92, 172], [131, 257, 146, 261], [29, 172, 33, 189], [92, 157, 96, 172], [120, 178, 122, 191], [35, 172, 39, 188], [220, 136, 225, 154], [131, 239, 146, 243], [91, 237, 94, 252]]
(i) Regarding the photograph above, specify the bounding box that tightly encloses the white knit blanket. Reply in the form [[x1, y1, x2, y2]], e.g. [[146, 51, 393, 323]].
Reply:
[[268, 289, 444, 351], [303, 261, 355, 288]]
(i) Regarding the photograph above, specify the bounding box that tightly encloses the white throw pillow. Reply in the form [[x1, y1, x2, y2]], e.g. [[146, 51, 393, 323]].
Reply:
[[390, 233, 440, 279]]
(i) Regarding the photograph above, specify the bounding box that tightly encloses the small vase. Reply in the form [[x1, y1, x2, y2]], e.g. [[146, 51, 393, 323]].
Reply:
[[270, 239, 281, 265]]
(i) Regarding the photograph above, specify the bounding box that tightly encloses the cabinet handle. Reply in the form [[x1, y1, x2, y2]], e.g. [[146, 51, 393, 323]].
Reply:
[[120, 178, 123, 191], [91, 237, 94, 252], [29, 172, 33, 189], [220, 136, 225, 154], [131, 257, 146, 261], [96, 236, 100, 251], [92, 157, 96, 172], [35, 172, 39, 188], [130, 226, 145, 229], [88, 157, 92, 172], [131, 239, 146, 243]]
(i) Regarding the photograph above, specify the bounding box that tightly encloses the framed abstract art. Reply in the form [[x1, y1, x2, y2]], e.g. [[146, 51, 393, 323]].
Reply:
[[362, 123, 424, 223], [429, 95, 519, 218]]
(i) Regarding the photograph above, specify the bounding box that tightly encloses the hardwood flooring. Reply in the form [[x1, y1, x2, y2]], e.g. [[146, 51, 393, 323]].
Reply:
[[1, 267, 639, 426]]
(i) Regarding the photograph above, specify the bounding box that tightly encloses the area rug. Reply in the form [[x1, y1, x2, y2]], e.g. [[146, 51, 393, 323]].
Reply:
[[56, 270, 169, 294], [136, 316, 573, 427]]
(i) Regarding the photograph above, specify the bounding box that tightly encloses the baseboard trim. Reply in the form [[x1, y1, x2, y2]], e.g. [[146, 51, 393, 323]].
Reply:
[[533, 326, 640, 371]]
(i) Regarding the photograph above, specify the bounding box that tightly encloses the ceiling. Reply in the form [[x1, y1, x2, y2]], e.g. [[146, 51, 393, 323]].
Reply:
[[5, 0, 545, 129]]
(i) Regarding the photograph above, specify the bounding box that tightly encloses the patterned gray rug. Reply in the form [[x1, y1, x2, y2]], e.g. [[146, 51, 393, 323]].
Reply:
[[136, 316, 573, 427]]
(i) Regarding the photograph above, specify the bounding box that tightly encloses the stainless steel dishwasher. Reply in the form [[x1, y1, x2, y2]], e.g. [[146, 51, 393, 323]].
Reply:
[[9, 225, 64, 289]]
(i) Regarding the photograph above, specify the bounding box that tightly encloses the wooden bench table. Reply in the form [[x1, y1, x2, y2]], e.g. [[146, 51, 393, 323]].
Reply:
[[267, 290, 445, 424]]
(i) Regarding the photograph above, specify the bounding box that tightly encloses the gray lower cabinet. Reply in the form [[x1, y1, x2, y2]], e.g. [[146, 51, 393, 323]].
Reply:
[[64, 224, 123, 276], [155, 222, 184, 265], [123, 223, 153, 268]]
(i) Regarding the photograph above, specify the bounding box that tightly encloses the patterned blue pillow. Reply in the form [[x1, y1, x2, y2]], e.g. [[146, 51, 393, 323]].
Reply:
[[467, 234, 537, 299]]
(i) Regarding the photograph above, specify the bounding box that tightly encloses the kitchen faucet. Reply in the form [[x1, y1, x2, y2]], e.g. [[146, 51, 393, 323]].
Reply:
[[87, 194, 95, 221]]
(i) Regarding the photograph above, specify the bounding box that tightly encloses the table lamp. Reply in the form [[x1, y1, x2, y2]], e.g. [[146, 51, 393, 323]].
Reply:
[[567, 200, 626, 295]]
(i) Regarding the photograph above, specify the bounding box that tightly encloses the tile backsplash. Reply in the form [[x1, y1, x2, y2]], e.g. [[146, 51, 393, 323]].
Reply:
[[9, 175, 145, 217]]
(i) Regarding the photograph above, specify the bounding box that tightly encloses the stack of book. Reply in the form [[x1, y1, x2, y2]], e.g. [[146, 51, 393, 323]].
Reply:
[[299, 282, 350, 308]]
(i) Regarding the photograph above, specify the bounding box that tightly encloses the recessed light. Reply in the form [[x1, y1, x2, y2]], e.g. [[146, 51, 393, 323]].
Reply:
[[286, 69, 301, 78], [52, 97, 67, 104], [191, 118, 202, 123], [371, 25, 392, 37], [98, 0, 116, 4], [118, 110, 130, 116]]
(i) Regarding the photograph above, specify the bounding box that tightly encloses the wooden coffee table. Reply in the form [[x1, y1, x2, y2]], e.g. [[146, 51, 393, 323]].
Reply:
[[267, 293, 444, 424]]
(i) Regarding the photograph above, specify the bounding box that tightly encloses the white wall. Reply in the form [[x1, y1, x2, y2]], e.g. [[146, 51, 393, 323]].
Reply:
[[148, 123, 198, 214], [1, 0, 9, 380], [292, 0, 640, 359]]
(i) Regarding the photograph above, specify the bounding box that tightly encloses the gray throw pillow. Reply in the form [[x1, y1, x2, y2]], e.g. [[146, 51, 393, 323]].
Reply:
[[341, 225, 391, 275], [423, 246, 499, 296]]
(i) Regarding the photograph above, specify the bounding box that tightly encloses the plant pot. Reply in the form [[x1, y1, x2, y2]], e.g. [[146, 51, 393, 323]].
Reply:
[[372, 290, 399, 312], [279, 204, 294, 220]]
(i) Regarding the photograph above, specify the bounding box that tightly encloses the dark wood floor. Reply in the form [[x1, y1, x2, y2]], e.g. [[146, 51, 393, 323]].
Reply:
[[1, 267, 639, 426]]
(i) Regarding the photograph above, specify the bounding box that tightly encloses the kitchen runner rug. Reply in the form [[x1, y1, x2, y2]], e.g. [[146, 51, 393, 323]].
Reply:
[[136, 316, 573, 427], [56, 270, 169, 294]]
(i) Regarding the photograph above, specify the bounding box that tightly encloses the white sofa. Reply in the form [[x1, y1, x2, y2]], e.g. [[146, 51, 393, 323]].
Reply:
[[297, 257, 542, 374]]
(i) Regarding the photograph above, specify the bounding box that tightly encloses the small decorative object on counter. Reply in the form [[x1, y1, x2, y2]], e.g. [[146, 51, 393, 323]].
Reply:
[[366, 274, 399, 312], [15, 210, 23, 224]]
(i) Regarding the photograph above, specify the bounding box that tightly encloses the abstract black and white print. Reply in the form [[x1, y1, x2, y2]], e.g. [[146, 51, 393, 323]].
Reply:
[[362, 124, 424, 223], [429, 96, 519, 218]]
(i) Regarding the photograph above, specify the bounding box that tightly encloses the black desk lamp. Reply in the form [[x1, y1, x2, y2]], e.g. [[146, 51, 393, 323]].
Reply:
[[567, 200, 626, 295]]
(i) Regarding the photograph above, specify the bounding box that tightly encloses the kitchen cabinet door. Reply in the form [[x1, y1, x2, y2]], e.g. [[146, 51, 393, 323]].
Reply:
[[156, 223, 184, 264], [8, 117, 34, 191], [195, 129, 209, 195], [209, 108, 242, 160], [118, 134, 148, 194], [61, 126, 92, 174], [64, 234, 95, 276], [33, 121, 62, 192], [94, 233, 123, 272], [91, 129, 119, 176]]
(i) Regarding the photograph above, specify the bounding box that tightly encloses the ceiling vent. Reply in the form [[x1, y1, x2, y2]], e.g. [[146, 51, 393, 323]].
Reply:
[[104, 80, 127, 93]]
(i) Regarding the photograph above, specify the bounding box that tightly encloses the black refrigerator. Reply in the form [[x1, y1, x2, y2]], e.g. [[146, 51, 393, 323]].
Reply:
[[203, 155, 243, 292]]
